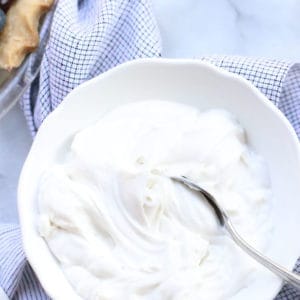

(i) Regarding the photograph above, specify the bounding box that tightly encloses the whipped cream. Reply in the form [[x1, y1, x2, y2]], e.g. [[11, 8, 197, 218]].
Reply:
[[38, 101, 272, 300]]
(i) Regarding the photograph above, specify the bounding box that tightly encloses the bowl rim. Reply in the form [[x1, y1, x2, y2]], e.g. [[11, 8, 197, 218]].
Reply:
[[18, 58, 300, 299]]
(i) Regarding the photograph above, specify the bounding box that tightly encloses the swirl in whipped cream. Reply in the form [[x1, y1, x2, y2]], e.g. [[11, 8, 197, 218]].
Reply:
[[38, 101, 272, 300]]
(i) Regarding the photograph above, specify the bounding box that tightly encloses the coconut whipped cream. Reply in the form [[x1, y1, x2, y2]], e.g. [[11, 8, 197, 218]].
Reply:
[[38, 101, 272, 300]]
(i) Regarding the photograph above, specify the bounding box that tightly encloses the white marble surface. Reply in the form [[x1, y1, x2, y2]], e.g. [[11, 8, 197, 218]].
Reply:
[[1, 0, 300, 223], [0, 106, 31, 222], [153, 0, 300, 61]]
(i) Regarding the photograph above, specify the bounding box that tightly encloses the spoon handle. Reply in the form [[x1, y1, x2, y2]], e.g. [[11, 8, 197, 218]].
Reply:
[[171, 176, 300, 290], [225, 218, 300, 290]]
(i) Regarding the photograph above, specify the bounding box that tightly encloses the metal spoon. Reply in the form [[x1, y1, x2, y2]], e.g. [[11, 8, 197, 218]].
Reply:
[[171, 175, 300, 290]]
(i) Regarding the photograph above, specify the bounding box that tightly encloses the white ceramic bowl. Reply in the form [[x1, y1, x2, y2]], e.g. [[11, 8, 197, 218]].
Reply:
[[18, 58, 300, 300]]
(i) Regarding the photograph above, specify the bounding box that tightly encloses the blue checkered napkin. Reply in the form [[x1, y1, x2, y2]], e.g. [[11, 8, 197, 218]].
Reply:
[[21, 0, 161, 135], [0, 225, 49, 300], [280, 63, 300, 138]]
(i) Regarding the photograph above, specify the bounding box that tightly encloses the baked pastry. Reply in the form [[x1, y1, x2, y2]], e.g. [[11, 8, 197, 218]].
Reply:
[[0, 0, 54, 71]]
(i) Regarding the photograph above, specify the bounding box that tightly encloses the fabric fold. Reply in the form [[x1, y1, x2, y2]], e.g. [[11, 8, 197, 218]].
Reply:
[[21, 0, 162, 134]]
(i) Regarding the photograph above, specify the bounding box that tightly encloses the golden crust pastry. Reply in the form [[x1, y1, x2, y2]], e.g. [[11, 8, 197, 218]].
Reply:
[[0, 0, 54, 70]]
